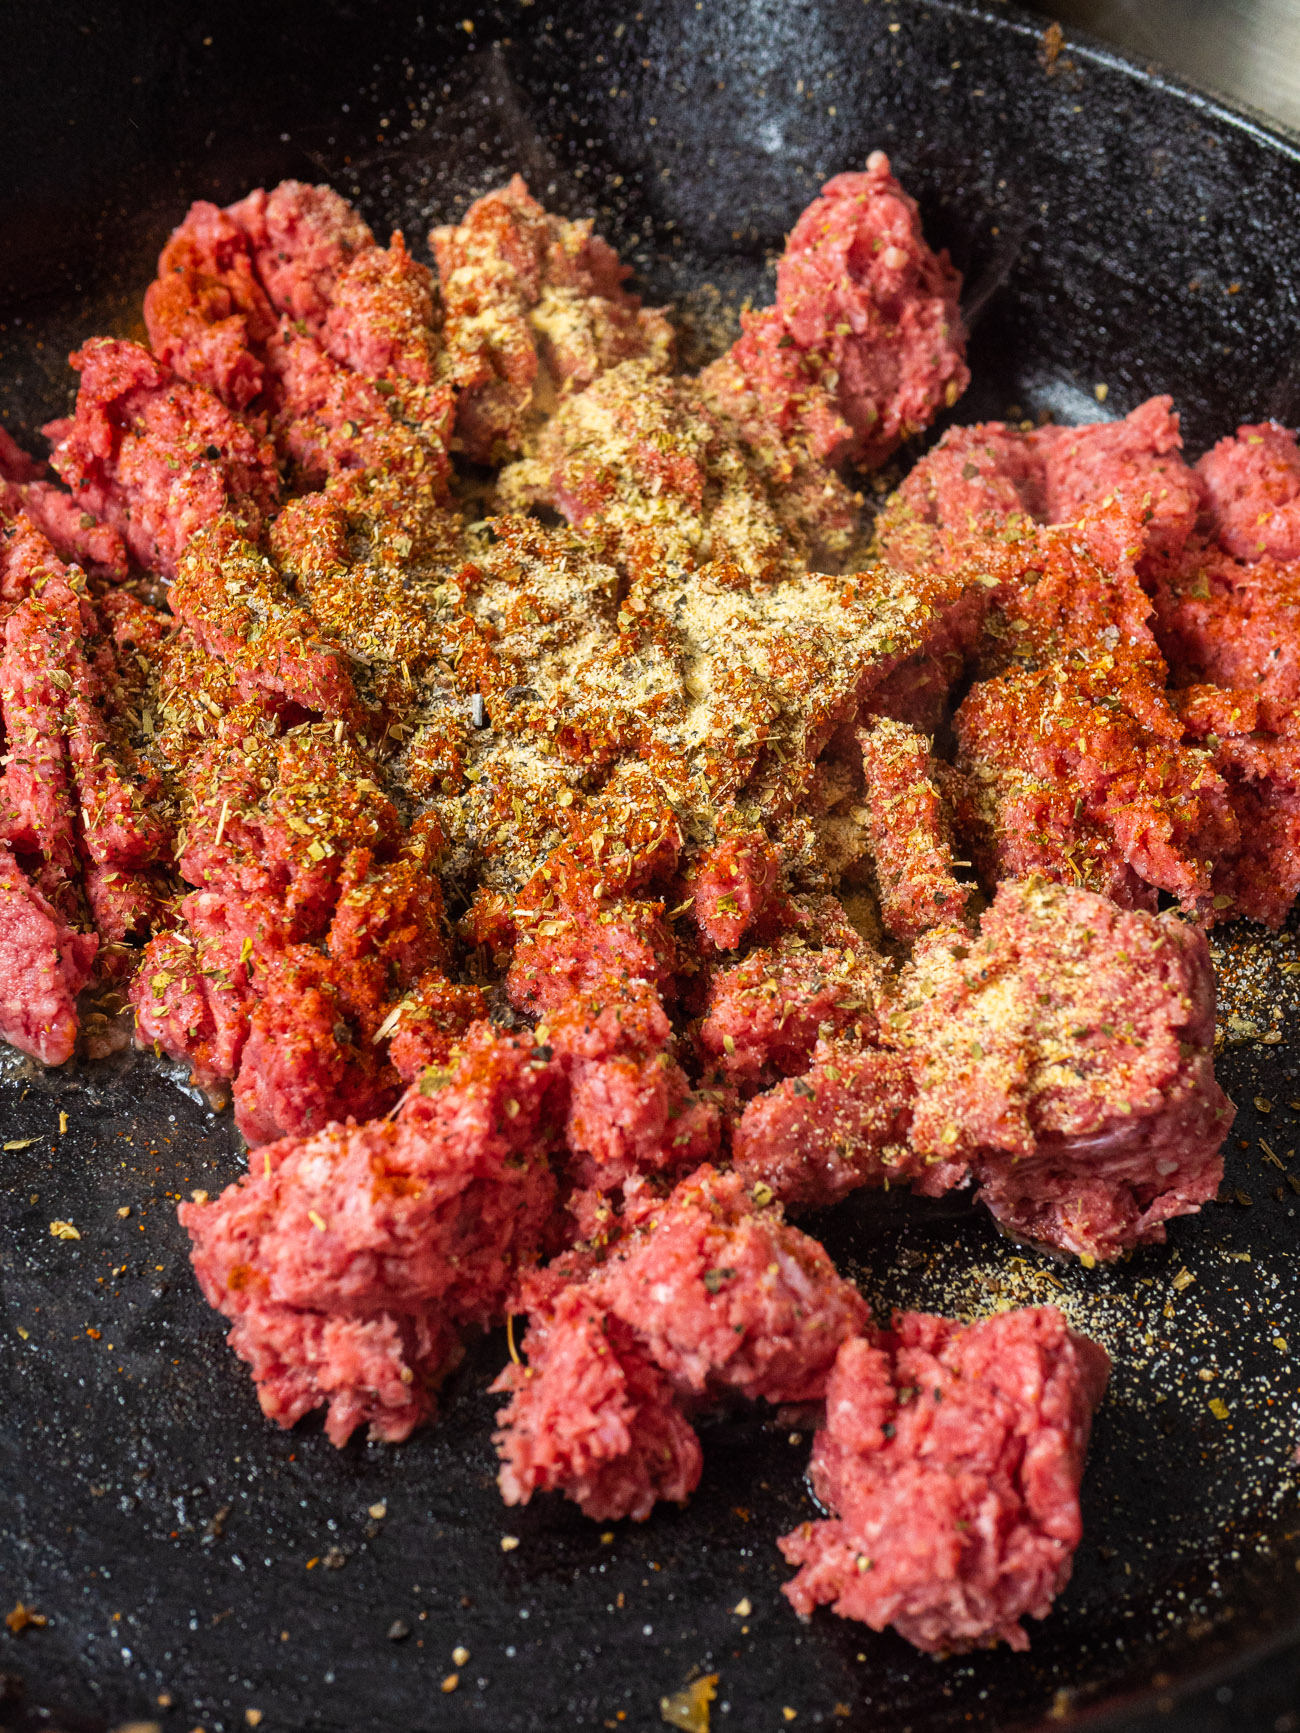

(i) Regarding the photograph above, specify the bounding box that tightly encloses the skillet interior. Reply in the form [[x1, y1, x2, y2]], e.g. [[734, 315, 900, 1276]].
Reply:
[[1, 3, 1299, 1729]]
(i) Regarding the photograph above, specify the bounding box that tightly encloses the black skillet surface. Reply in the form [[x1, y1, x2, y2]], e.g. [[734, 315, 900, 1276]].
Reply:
[[2, 3, 1300, 1730]]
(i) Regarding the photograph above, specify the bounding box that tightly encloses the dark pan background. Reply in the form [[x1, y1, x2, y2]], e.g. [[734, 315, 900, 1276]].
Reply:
[[2, 3, 1300, 1730]]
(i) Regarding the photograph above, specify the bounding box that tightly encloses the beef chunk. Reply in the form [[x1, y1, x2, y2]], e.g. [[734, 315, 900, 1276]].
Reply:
[[230, 944, 400, 1147], [883, 879, 1232, 1262], [493, 1288, 703, 1522], [688, 829, 780, 952], [492, 1166, 867, 1518], [546, 981, 721, 1188], [0, 843, 96, 1064], [179, 1023, 561, 1444], [1156, 544, 1300, 715], [877, 396, 1199, 585], [44, 339, 279, 579], [226, 180, 376, 330], [699, 152, 968, 469], [1197, 421, 1300, 563], [954, 655, 1237, 915], [143, 197, 278, 410], [731, 1040, 925, 1211], [858, 717, 968, 939], [699, 923, 880, 1091], [780, 1307, 1110, 1653], [499, 359, 858, 582], [432, 173, 673, 463], [170, 518, 362, 725]]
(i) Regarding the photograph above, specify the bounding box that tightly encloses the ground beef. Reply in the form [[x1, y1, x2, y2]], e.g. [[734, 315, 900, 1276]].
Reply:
[[144, 185, 454, 500], [858, 717, 968, 939], [224, 1305, 464, 1453], [432, 174, 673, 463], [498, 359, 858, 582], [1034, 395, 1200, 579], [1197, 421, 1300, 562], [182, 717, 399, 921], [699, 152, 968, 470], [493, 1287, 704, 1522], [0, 843, 97, 1064], [0, 164, 1263, 1632], [84, 864, 163, 962], [143, 198, 279, 410], [507, 893, 680, 1015], [730, 1041, 927, 1211], [589, 1165, 867, 1403], [546, 981, 721, 1188], [972, 530, 1164, 701], [179, 1022, 562, 1444], [0, 577, 83, 915], [0, 504, 70, 607], [1173, 688, 1300, 927], [326, 847, 450, 988], [32, 585, 166, 874], [1155, 544, 1300, 715], [263, 254, 453, 497], [1208, 730, 1300, 927], [883, 879, 1232, 1262], [132, 719, 407, 1130], [268, 485, 463, 687], [688, 829, 780, 953], [133, 921, 249, 1097], [44, 339, 280, 580], [231, 944, 401, 1146], [384, 972, 490, 1084], [318, 231, 441, 389], [698, 919, 881, 1091], [0, 512, 169, 987], [226, 180, 376, 332], [779, 1307, 1110, 1653], [0, 475, 127, 581], [878, 397, 1200, 586], [170, 518, 363, 725], [954, 654, 1237, 915], [504, 788, 684, 1014], [941, 524, 1236, 917], [878, 421, 1044, 574], [492, 1166, 867, 1518]]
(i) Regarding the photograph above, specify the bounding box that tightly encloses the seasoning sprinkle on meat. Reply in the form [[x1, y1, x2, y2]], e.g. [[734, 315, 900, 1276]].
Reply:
[[0, 154, 1270, 1664]]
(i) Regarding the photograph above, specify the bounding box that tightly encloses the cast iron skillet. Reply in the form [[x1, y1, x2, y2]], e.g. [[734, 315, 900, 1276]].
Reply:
[[1, 3, 1300, 1729]]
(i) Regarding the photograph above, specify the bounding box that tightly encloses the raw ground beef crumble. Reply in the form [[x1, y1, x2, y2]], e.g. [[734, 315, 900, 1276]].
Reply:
[[491, 1165, 868, 1520], [779, 1308, 1111, 1653]]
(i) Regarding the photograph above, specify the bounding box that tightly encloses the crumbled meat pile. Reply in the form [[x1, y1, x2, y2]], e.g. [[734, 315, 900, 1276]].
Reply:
[[3, 148, 1276, 1656]]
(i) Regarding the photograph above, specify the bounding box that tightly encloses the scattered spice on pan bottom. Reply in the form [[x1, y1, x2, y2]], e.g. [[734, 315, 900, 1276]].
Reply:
[[4, 142, 1297, 1654]]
